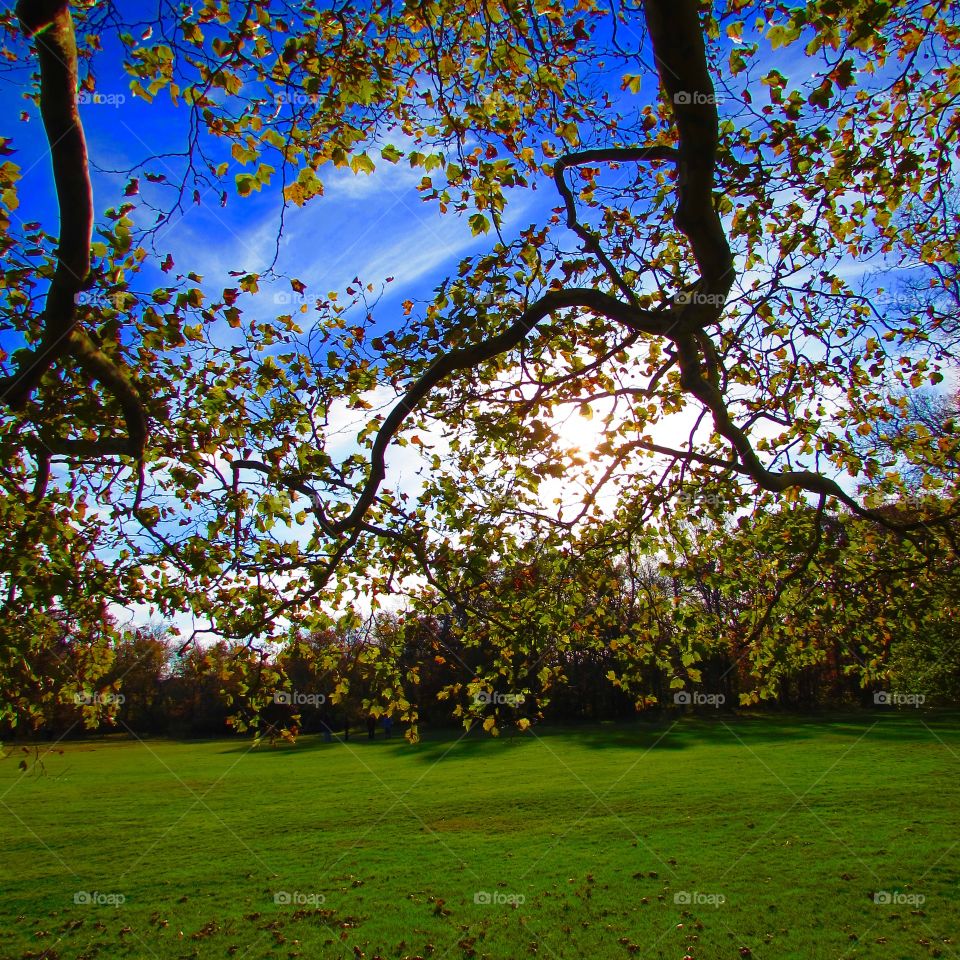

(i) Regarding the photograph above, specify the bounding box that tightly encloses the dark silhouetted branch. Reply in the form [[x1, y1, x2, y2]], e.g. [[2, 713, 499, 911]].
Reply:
[[2, 0, 147, 462]]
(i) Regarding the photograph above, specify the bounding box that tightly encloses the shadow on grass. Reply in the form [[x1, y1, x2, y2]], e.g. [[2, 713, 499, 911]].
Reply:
[[214, 709, 960, 761], [388, 710, 960, 764]]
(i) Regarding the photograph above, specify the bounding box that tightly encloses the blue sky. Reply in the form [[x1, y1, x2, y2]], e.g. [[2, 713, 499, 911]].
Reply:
[[1, 21, 558, 350]]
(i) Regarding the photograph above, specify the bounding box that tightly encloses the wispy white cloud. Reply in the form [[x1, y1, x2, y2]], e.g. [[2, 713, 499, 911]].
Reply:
[[157, 145, 542, 311]]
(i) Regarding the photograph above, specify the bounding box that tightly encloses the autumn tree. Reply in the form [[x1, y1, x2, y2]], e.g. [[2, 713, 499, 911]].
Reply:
[[1, 0, 959, 733]]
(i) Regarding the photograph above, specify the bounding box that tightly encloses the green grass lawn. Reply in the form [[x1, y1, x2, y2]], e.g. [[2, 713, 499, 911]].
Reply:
[[1, 714, 958, 960]]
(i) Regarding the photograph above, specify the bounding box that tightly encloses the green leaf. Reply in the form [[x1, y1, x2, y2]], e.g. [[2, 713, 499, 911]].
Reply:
[[350, 152, 376, 175], [469, 213, 490, 235], [235, 173, 257, 196]]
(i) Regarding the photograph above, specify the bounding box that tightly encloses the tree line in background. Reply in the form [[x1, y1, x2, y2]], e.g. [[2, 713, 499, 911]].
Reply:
[[4, 487, 957, 742]]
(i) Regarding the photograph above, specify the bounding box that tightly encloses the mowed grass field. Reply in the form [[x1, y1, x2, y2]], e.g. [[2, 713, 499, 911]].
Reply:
[[1, 714, 958, 960]]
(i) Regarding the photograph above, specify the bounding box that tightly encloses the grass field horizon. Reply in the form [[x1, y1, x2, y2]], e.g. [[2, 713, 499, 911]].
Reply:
[[1, 713, 957, 960]]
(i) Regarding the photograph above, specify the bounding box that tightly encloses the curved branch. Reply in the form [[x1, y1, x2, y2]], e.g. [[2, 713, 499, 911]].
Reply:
[[553, 146, 678, 304], [34, 436, 142, 458], [644, 0, 734, 294], [1, 1, 148, 461], [670, 332, 947, 538], [69, 330, 148, 456], [673, 332, 859, 502], [31, 447, 49, 501], [231, 459, 337, 537], [634, 0, 935, 537], [334, 287, 676, 533], [1, 0, 91, 407], [293, 0, 944, 557]]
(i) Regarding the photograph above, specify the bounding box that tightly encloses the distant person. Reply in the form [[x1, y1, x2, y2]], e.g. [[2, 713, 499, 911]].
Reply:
[[383, 715, 393, 739], [367, 714, 376, 739]]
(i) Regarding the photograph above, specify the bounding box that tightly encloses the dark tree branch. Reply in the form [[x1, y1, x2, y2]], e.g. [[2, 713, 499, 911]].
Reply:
[[231, 459, 338, 537], [639, 0, 937, 539], [69, 330, 148, 456], [553, 146, 678, 303], [9, 0, 951, 581], [643, 0, 734, 294], [2, 0, 91, 407], [35, 436, 142, 458], [2, 0, 147, 461], [270, 0, 937, 548], [333, 287, 680, 534]]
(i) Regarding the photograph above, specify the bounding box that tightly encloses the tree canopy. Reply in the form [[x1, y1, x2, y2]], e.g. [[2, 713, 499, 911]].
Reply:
[[1, 0, 958, 737]]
